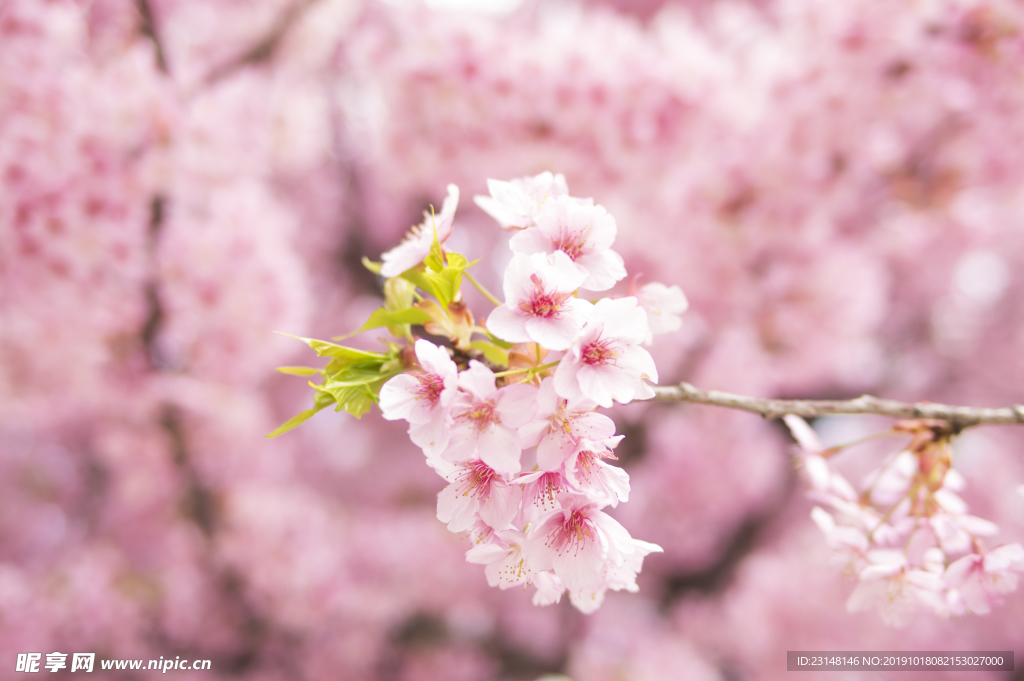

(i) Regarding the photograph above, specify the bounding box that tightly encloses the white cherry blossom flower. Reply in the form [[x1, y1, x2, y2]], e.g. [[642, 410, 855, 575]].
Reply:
[[511, 195, 626, 291], [568, 538, 663, 614], [473, 171, 569, 230], [443, 361, 537, 476], [380, 184, 460, 277], [944, 544, 1024, 615], [515, 469, 570, 523], [810, 506, 868, 573], [437, 460, 523, 532], [486, 251, 592, 351], [846, 550, 947, 627], [530, 571, 565, 606], [554, 297, 657, 408], [379, 339, 459, 456], [465, 529, 534, 589], [565, 437, 630, 507], [518, 379, 616, 471], [523, 493, 637, 595], [633, 282, 688, 344]]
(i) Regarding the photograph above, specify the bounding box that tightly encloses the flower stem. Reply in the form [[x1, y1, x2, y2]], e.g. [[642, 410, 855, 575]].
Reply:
[[465, 272, 502, 307], [493, 360, 560, 379]]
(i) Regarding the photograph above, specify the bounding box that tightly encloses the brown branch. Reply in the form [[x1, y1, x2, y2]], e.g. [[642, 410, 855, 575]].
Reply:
[[204, 0, 319, 85], [650, 382, 1024, 430], [136, 0, 169, 74]]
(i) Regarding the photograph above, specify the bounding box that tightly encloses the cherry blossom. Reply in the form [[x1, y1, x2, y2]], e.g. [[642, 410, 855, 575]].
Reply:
[[516, 469, 571, 523], [473, 171, 569, 231], [436, 460, 522, 533], [554, 297, 658, 408], [464, 529, 533, 589], [568, 539, 663, 615], [845, 550, 947, 628], [380, 184, 460, 277], [530, 570, 566, 607], [944, 544, 1024, 616], [379, 339, 459, 456], [442, 361, 537, 476], [510, 196, 626, 291], [633, 282, 689, 345], [787, 415, 1023, 627], [486, 251, 592, 351], [523, 493, 644, 596], [518, 379, 616, 471], [564, 437, 630, 507]]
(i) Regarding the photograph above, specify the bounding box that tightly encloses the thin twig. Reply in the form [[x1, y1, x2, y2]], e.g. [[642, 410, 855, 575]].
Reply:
[[650, 382, 1024, 430], [465, 272, 502, 307]]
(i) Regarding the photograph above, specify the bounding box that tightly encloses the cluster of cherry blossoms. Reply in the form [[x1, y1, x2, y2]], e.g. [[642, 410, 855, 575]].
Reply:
[[786, 415, 1024, 628], [275, 172, 688, 613]]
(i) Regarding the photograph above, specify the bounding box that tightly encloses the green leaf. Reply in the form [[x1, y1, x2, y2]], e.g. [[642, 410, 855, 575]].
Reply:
[[350, 307, 433, 336], [384, 277, 416, 311], [266, 389, 336, 438], [424, 210, 445, 273], [361, 257, 383, 275], [334, 385, 375, 419], [422, 250, 479, 308], [471, 340, 509, 368], [280, 333, 387, 362], [323, 354, 386, 377], [320, 367, 398, 390], [320, 379, 378, 419], [275, 366, 322, 376], [399, 265, 442, 302]]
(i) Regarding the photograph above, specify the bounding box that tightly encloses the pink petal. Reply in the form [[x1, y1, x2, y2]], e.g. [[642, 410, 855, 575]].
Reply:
[[479, 481, 522, 529], [378, 374, 421, 421], [486, 305, 531, 344], [437, 482, 479, 532], [524, 315, 583, 351], [537, 432, 575, 471], [509, 226, 554, 256], [458, 361, 496, 399], [409, 416, 450, 457], [495, 383, 539, 428], [576, 249, 626, 292], [478, 425, 522, 477]]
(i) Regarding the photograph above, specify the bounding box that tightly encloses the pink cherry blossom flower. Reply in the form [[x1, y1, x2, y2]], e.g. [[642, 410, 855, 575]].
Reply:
[[510, 195, 625, 291], [486, 251, 592, 351], [564, 437, 630, 507], [380, 184, 460, 277], [633, 282, 688, 345], [378, 339, 459, 456], [516, 469, 571, 523], [944, 544, 1024, 616], [523, 493, 638, 597], [568, 538, 663, 614], [530, 570, 565, 606], [846, 550, 947, 627], [442, 361, 537, 476], [518, 379, 616, 471], [464, 529, 533, 589], [473, 171, 568, 230], [436, 460, 522, 532], [554, 297, 657, 408], [810, 506, 869, 573]]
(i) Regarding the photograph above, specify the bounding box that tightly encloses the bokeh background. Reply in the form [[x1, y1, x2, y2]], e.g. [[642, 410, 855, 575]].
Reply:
[[3, 0, 1024, 678]]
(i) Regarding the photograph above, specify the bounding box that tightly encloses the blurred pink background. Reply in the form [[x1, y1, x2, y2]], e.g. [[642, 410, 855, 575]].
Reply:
[[3, 0, 1024, 678]]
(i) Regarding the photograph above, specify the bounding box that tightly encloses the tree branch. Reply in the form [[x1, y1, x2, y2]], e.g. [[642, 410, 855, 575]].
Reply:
[[650, 382, 1024, 430]]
